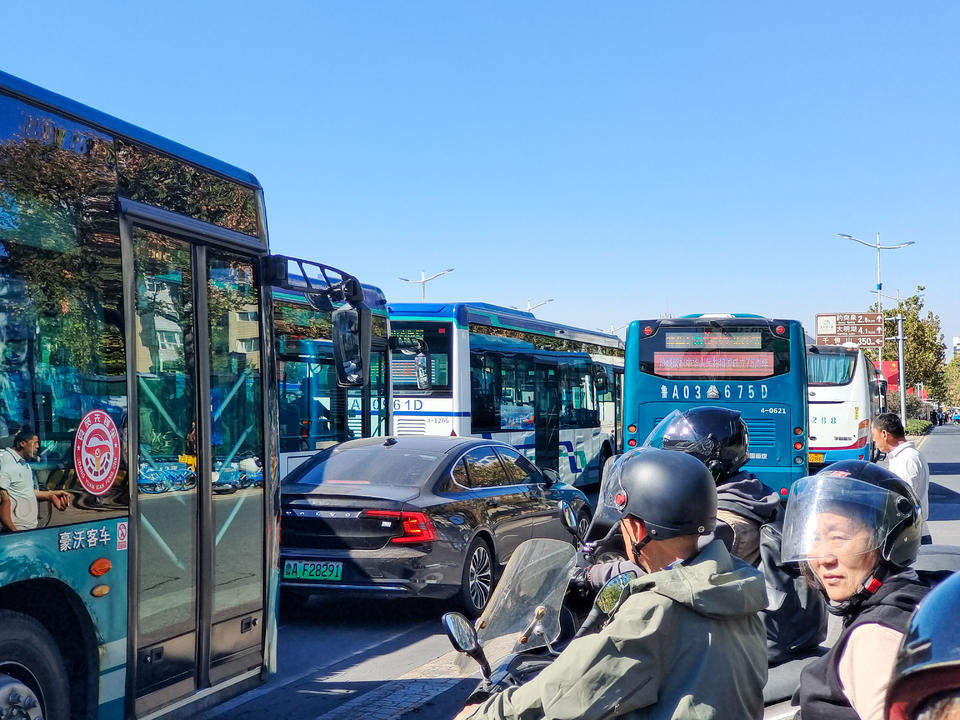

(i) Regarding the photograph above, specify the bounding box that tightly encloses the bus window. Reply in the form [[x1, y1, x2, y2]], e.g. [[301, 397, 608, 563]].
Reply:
[[559, 359, 597, 429], [391, 321, 451, 394], [808, 350, 857, 385], [0, 93, 128, 530]]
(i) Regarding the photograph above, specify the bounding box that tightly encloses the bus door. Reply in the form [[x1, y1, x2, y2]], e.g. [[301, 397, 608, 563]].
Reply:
[[534, 361, 560, 473], [614, 369, 623, 453], [129, 223, 266, 714]]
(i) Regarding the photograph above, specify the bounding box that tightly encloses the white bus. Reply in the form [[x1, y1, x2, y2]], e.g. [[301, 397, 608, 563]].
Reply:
[[807, 344, 885, 467], [389, 303, 624, 486]]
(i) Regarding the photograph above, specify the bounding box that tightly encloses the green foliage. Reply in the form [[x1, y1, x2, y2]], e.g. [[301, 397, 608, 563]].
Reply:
[[945, 354, 960, 406], [887, 389, 925, 419], [865, 287, 946, 401], [904, 419, 932, 436]]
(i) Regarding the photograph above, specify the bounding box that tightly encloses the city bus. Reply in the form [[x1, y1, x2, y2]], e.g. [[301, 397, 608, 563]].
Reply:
[[807, 344, 884, 467], [0, 71, 370, 720], [622, 314, 808, 494], [389, 303, 624, 485], [274, 281, 390, 478]]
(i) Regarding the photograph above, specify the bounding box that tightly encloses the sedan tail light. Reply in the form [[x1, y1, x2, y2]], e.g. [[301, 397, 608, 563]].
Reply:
[[362, 510, 437, 543]]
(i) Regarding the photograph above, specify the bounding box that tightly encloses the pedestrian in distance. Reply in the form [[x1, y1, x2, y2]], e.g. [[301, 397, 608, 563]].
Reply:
[[885, 571, 960, 720], [0, 428, 70, 531], [782, 461, 930, 720], [872, 412, 932, 544], [455, 448, 768, 720]]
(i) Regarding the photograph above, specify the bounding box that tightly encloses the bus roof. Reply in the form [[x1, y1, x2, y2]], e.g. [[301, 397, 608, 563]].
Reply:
[[0, 70, 261, 188], [389, 302, 623, 348], [679, 313, 766, 319]]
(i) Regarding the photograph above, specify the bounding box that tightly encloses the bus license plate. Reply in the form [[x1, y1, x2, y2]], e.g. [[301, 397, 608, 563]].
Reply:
[[283, 560, 343, 581], [808, 452, 824, 464]]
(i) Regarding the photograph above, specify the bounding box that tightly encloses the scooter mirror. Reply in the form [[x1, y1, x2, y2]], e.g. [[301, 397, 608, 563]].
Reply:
[[595, 571, 638, 615], [442, 612, 492, 680], [559, 502, 578, 535]]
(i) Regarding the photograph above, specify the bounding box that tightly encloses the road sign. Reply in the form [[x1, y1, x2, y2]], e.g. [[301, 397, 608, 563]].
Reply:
[[815, 312, 884, 348]]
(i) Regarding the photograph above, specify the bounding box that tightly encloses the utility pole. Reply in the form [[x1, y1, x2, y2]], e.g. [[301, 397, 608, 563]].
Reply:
[[513, 298, 554, 312]]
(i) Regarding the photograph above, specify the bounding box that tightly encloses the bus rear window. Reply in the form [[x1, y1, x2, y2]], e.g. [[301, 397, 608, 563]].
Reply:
[[391, 321, 452, 394], [639, 325, 790, 380], [808, 350, 857, 386]]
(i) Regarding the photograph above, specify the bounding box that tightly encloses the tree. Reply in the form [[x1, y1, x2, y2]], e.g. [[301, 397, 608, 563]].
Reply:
[[864, 287, 946, 401], [945, 354, 960, 406]]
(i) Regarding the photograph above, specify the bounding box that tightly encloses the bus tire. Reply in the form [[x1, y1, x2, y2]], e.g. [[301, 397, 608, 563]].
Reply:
[[0, 610, 70, 720]]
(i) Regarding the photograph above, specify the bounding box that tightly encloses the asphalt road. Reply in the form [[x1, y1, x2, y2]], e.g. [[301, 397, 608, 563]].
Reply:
[[202, 426, 960, 720]]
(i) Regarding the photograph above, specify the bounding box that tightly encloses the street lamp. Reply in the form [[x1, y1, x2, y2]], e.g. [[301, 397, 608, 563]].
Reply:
[[398, 267, 455, 301], [837, 232, 915, 386], [512, 298, 554, 312]]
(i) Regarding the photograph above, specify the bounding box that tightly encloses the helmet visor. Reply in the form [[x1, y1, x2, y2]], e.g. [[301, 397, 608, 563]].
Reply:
[[643, 409, 721, 472], [781, 474, 915, 562]]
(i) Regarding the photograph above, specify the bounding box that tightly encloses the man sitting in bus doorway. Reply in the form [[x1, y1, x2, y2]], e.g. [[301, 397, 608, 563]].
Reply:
[[872, 412, 932, 544], [0, 429, 70, 531]]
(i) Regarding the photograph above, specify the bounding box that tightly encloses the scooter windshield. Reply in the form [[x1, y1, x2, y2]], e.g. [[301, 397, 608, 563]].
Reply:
[[456, 538, 578, 674]]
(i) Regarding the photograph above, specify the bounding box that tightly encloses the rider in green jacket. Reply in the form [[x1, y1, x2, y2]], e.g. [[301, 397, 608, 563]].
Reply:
[[458, 448, 768, 720]]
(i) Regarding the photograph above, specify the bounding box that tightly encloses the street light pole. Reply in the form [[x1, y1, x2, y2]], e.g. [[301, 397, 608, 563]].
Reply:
[[513, 298, 553, 312], [876, 288, 912, 425], [398, 267, 455, 301], [837, 232, 914, 411]]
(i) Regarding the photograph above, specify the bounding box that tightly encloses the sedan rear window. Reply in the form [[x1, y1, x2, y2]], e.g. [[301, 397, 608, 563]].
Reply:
[[285, 444, 444, 486]]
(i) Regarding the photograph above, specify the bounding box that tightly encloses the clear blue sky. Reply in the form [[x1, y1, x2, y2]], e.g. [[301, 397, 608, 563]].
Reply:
[[4, 2, 959, 348]]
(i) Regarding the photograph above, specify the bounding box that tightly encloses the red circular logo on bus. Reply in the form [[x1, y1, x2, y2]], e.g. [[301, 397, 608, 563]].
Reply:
[[74, 411, 121, 496]]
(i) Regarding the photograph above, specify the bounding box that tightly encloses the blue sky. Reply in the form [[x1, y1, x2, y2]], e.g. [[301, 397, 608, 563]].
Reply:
[[4, 2, 958, 348]]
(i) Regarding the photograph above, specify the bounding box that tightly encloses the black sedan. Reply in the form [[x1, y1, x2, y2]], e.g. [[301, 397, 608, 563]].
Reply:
[[279, 435, 591, 616]]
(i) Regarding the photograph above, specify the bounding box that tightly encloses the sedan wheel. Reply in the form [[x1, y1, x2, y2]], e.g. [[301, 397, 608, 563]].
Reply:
[[460, 538, 494, 617]]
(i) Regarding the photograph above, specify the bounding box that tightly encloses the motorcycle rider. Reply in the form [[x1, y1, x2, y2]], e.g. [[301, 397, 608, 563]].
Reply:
[[782, 461, 930, 720], [885, 571, 960, 720], [644, 406, 780, 564], [455, 447, 768, 720]]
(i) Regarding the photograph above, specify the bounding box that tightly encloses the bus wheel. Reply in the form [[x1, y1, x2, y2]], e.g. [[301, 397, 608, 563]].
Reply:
[[0, 610, 70, 720]]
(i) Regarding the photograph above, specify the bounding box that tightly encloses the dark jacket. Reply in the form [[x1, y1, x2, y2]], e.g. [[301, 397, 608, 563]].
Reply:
[[716, 470, 781, 525], [468, 540, 768, 720], [798, 569, 930, 720]]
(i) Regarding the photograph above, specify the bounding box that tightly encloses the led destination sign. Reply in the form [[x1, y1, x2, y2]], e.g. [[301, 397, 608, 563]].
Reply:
[[664, 331, 763, 350], [654, 351, 775, 378]]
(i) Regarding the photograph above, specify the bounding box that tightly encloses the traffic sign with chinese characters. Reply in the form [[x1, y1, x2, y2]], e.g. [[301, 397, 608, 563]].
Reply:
[[816, 313, 884, 347]]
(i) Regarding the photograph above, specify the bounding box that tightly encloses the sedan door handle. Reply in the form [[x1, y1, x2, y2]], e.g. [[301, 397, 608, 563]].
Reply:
[[486, 498, 499, 507]]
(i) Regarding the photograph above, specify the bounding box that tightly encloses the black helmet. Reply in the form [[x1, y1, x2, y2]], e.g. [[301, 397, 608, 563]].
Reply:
[[886, 572, 960, 720], [782, 460, 922, 613], [643, 406, 750, 482], [595, 447, 717, 542]]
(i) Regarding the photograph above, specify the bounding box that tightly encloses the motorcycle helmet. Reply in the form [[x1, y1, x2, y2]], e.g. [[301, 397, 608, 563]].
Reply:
[[643, 406, 750, 482], [886, 571, 960, 720], [592, 447, 717, 552], [781, 460, 921, 614]]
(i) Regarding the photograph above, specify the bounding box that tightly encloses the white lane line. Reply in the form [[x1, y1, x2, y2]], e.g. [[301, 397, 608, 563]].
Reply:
[[201, 620, 435, 719]]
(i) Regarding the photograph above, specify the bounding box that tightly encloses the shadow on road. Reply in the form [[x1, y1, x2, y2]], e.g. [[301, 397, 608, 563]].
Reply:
[[282, 593, 451, 628], [929, 481, 960, 521]]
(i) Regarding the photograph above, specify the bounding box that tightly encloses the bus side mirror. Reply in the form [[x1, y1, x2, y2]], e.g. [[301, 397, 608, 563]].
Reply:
[[389, 336, 432, 391], [332, 302, 371, 388]]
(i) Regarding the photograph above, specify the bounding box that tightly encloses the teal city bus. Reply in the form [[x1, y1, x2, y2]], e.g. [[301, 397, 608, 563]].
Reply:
[[621, 314, 809, 495], [0, 72, 370, 720]]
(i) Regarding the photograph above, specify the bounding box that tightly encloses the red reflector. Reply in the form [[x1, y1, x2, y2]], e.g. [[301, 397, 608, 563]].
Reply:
[[776, 325, 785, 334], [450, 429, 457, 436], [89, 558, 112, 577], [627, 424, 637, 434], [793, 441, 803, 451], [856, 435, 867, 449], [643, 326, 653, 336], [362, 510, 437, 543], [779, 488, 789, 496], [628, 439, 637, 447], [438, 327, 446, 334]]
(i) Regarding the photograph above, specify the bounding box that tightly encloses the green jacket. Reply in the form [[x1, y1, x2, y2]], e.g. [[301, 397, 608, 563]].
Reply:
[[467, 539, 768, 720]]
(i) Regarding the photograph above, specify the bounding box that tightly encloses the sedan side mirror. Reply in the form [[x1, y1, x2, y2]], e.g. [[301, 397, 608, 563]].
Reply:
[[541, 468, 561, 486], [442, 612, 491, 680]]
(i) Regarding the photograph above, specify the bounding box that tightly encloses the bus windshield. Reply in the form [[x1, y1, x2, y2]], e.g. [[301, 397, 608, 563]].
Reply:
[[391, 321, 452, 393], [638, 325, 791, 380], [807, 349, 857, 386]]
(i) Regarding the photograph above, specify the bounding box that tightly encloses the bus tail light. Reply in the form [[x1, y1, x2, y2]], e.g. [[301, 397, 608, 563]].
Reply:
[[89, 558, 112, 577], [856, 436, 867, 449], [780, 488, 789, 496], [776, 325, 785, 335], [363, 510, 437, 543], [793, 441, 803, 451], [627, 425, 637, 434], [628, 439, 638, 447], [643, 326, 653, 336], [793, 427, 803, 436]]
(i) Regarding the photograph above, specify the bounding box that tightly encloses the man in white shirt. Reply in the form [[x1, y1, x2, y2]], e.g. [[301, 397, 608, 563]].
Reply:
[[0, 429, 70, 531], [872, 412, 932, 543]]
